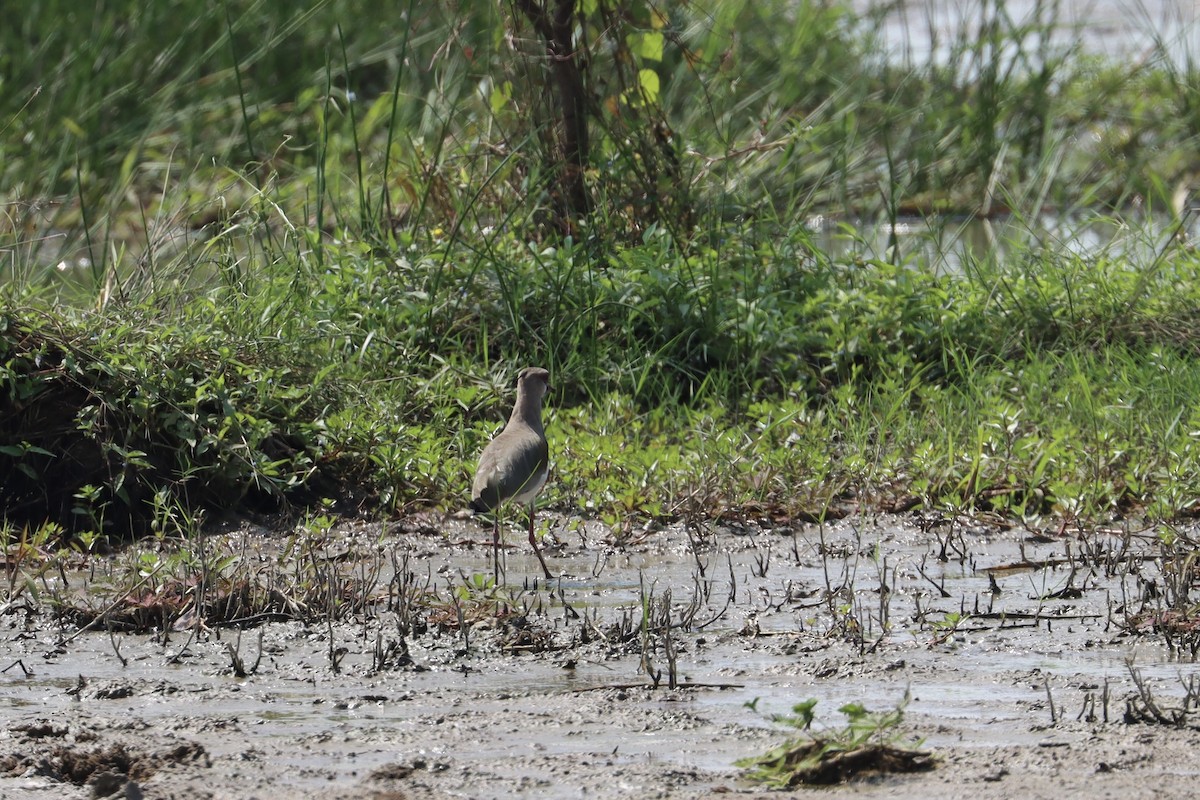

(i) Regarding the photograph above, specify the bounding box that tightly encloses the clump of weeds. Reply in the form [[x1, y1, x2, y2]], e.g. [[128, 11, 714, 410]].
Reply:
[[738, 694, 934, 787], [1120, 526, 1200, 657], [51, 512, 391, 637]]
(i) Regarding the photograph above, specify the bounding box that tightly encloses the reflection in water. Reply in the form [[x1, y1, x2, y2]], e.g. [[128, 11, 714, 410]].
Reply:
[[813, 209, 1195, 275], [852, 0, 1200, 67]]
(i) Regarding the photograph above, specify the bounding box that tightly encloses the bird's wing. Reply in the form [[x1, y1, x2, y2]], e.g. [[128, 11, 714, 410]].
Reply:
[[471, 429, 548, 510]]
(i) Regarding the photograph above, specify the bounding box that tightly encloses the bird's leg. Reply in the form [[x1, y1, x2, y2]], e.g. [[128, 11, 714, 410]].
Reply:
[[493, 515, 503, 583], [528, 502, 554, 581]]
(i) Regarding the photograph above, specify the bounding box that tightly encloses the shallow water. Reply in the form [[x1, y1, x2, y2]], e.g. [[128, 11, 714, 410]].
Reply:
[[853, 0, 1200, 65], [813, 209, 1197, 275]]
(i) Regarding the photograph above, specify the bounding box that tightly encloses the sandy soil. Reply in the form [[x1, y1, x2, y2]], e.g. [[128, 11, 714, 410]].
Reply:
[[3, 512, 1200, 799]]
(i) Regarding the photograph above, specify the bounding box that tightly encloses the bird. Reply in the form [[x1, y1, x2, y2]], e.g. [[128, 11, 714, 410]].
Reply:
[[470, 367, 554, 580]]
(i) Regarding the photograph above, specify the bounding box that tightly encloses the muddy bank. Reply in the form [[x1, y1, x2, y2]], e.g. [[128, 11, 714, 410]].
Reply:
[[3, 513, 1200, 798]]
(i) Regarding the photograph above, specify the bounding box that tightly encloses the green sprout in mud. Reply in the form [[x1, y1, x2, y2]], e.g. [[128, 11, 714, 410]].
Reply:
[[2, 521, 67, 603], [434, 572, 545, 655], [298, 513, 337, 540], [455, 572, 498, 601], [1157, 525, 1178, 548], [929, 611, 969, 645], [738, 694, 934, 787]]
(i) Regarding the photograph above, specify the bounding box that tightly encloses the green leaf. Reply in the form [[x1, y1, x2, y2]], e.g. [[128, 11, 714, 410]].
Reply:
[[790, 699, 818, 728], [638, 68, 660, 103], [489, 81, 512, 114], [0, 443, 55, 457], [838, 702, 867, 721], [636, 31, 664, 62]]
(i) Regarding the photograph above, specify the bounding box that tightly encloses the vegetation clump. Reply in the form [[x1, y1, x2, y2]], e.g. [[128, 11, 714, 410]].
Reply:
[[1, 311, 336, 534], [738, 697, 934, 787]]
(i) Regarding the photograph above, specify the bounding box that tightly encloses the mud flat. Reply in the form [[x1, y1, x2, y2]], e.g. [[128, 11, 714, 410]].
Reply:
[[3, 513, 1200, 798]]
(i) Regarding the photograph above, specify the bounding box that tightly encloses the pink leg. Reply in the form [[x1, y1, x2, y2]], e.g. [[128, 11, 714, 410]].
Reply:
[[528, 503, 554, 580]]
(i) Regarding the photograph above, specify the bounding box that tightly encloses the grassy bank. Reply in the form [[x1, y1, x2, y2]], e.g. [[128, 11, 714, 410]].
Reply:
[[4, 0, 1200, 543]]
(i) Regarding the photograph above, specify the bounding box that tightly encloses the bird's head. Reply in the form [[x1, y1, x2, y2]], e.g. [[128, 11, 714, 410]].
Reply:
[[518, 366, 551, 401]]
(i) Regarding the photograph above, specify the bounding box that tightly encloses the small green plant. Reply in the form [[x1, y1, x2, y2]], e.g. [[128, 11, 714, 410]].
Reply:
[[929, 610, 970, 646], [738, 695, 934, 787]]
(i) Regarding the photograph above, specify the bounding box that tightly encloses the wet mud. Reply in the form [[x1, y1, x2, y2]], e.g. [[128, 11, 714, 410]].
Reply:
[[3, 512, 1200, 798]]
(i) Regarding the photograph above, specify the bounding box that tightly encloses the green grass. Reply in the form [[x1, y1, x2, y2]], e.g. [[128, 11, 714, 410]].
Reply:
[[5, 0, 1200, 544], [6, 228, 1200, 539]]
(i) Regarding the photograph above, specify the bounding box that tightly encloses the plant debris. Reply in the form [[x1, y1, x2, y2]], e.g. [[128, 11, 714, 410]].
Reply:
[[744, 738, 935, 786]]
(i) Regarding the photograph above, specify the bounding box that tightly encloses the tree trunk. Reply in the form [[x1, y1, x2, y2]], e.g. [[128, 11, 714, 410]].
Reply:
[[514, 0, 590, 229]]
